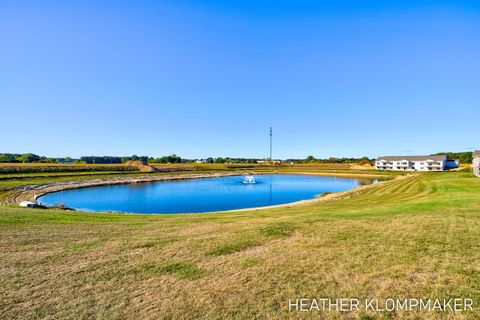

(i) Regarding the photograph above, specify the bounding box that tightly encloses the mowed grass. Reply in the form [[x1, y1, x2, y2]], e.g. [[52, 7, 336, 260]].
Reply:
[[0, 170, 479, 319]]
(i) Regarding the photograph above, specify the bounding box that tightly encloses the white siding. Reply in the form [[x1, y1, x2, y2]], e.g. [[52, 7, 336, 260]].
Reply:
[[473, 156, 480, 177], [413, 159, 445, 171], [375, 157, 448, 171]]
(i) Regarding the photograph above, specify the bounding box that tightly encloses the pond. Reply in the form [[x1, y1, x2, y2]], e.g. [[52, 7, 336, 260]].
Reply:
[[38, 174, 378, 214]]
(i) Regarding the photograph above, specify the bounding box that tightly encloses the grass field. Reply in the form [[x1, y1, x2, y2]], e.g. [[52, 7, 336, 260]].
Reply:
[[0, 167, 479, 319]]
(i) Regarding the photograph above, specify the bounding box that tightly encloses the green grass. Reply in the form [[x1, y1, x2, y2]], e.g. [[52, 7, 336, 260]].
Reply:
[[0, 169, 479, 319]]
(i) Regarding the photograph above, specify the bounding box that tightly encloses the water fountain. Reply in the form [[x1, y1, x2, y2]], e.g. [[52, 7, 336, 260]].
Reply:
[[243, 175, 256, 184]]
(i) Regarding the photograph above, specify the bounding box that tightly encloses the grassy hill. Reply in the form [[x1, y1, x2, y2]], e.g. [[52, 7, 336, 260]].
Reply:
[[0, 169, 479, 319]]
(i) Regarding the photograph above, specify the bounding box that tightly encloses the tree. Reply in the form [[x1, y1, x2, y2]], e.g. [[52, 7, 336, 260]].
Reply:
[[358, 157, 372, 165], [16, 153, 40, 163], [139, 156, 149, 163], [80, 156, 122, 164], [0, 154, 19, 163], [38, 157, 58, 163], [432, 152, 472, 164], [149, 154, 182, 164]]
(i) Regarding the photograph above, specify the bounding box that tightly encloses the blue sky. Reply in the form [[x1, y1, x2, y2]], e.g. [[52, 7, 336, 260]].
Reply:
[[1, 1, 479, 159]]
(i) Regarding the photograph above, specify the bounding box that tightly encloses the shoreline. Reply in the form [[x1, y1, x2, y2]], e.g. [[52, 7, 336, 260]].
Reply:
[[6, 172, 244, 205], [5, 171, 402, 213], [210, 174, 410, 215]]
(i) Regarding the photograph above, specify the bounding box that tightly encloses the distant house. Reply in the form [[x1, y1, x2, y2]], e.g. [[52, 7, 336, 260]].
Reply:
[[58, 160, 74, 164], [257, 160, 281, 165], [473, 151, 480, 177], [375, 155, 459, 171]]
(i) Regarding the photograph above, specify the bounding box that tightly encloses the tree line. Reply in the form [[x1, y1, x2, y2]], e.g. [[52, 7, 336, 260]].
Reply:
[[287, 156, 374, 165], [0, 153, 181, 164], [431, 152, 473, 164], [0, 153, 256, 164], [1, 152, 473, 164]]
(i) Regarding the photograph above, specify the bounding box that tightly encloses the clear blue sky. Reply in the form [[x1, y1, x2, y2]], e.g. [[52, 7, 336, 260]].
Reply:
[[1, 1, 479, 159]]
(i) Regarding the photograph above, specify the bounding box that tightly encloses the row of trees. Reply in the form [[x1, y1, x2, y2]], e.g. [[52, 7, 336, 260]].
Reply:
[[298, 152, 474, 165], [0, 153, 184, 164], [76, 155, 184, 164], [0, 153, 56, 163], [79, 155, 255, 164], [0, 153, 173, 164], [432, 152, 473, 164], [206, 157, 258, 164], [0, 153, 261, 164], [79, 155, 155, 164], [291, 156, 373, 165], [2, 152, 473, 165], [149, 154, 182, 164]]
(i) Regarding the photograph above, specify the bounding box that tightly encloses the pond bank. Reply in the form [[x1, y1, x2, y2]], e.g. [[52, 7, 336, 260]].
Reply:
[[5, 171, 400, 212], [5, 172, 244, 205]]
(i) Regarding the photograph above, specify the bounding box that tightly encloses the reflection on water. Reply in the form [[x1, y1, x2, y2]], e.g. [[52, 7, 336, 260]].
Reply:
[[358, 177, 376, 185]]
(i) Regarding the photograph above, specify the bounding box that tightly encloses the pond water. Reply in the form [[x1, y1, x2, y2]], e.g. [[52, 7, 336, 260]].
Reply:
[[38, 174, 378, 214]]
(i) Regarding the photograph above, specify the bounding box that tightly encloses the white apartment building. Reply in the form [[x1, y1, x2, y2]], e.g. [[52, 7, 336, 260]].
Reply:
[[473, 151, 480, 177], [375, 155, 459, 171]]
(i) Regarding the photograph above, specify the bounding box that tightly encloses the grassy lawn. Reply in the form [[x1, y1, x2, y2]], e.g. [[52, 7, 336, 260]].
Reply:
[[0, 170, 479, 319]]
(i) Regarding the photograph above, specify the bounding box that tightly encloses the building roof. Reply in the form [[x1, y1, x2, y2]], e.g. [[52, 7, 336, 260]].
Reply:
[[376, 155, 446, 162], [473, 150, 480, 158]]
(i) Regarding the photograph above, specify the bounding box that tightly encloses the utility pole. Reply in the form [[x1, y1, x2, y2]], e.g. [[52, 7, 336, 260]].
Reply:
[[269, 127, 273, 163]]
